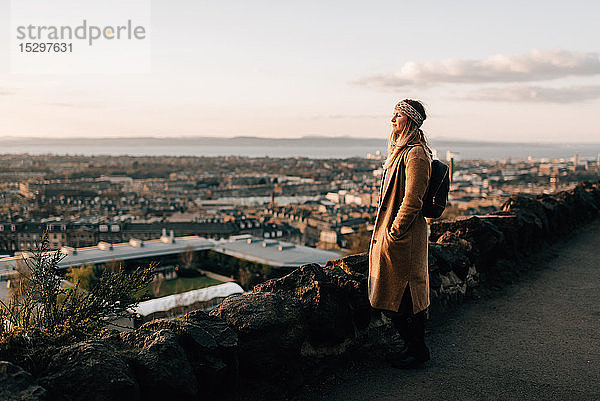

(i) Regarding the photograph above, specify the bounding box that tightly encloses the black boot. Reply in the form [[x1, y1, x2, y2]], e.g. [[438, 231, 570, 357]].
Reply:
[[385, 313, 412, 364], [386, 287, 414, 360], [393, 313, 412, 358], [390, 342, 430, 369], [389, 311, 430, 369]]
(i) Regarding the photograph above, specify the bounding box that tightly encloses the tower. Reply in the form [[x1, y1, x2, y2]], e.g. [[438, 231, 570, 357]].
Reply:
[[550, 172, 559, 191]]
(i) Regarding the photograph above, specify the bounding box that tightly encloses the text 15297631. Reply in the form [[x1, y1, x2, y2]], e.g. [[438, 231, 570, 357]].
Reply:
[[18, 42, 73, 53]]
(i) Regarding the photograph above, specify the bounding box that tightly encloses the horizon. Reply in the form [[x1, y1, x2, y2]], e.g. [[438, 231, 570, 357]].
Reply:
[[2, 135, 598, 161], [2, 134, 600, 146]]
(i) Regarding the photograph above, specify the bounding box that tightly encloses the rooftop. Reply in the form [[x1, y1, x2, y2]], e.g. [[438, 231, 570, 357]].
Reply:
[[0, 234, 341, 279], [0, 236, 215, 274], [213, 235, 341, 267]]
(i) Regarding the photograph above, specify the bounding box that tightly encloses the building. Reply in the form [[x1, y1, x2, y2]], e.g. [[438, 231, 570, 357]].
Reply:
[[0, 233, 341, 285], [0, 235, 215, 277], [0, 221, 243, 254]]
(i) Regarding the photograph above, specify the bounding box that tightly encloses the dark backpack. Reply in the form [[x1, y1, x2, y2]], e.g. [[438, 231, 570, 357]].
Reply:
[[422, 159, 450, 218]]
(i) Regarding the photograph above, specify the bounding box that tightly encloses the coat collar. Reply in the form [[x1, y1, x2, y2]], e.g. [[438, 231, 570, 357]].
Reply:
[[380, 157, 398, 205], [380, 145, 418, 203]]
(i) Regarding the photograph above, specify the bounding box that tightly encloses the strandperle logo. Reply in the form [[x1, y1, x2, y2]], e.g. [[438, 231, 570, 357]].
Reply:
[[15, 19, 147, 46]]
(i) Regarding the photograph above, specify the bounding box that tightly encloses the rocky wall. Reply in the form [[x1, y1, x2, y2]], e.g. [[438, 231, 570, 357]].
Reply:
[[2, 180, 600, 401]]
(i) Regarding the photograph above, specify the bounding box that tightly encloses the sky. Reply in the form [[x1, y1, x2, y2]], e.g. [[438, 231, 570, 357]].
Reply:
[[1, 0, 599, 143]]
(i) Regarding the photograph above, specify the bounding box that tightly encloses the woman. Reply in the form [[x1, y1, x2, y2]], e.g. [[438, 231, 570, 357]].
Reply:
[[368, 99, 433, 369]]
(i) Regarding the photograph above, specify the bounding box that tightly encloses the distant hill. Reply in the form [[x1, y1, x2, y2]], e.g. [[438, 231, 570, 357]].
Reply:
[[1, 136, 598, 160]]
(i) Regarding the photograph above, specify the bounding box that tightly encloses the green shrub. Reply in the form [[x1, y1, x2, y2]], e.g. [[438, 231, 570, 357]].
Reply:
[[67, 264, 97, 291], [0, 232, 155, 343]]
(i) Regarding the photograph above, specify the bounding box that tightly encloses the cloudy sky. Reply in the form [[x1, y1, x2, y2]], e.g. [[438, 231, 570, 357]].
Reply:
[[1, 0, 599, 142]]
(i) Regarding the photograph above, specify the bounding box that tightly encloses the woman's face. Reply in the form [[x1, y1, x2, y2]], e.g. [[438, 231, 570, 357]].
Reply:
[[391, 110, 408, 138]]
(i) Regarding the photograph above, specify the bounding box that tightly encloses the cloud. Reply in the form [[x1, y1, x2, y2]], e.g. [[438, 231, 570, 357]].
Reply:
[[47, 101, 104, 109], [355, 49, 600, 88], [48, 102, 77, 107], [457, 85, 600, 103]]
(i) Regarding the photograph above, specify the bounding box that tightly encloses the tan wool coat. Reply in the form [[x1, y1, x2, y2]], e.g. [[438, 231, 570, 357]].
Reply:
[[368, 143, 432, 314]]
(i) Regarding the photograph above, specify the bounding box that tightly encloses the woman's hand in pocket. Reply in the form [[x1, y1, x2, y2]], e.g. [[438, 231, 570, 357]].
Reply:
[[386, 228, 408, 242]]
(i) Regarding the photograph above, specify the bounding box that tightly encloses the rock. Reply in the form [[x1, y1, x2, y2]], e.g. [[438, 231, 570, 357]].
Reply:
[[578, 181, 600, 206], [182, 310, 238, 350], [0, 361, 47, 401], [322, 263, 371, 331], [38, 341, 139, 401], [209, 292, 304, 383], [465, 265, 479, 289], [537, 195, 571, 238], [500, 185, 600, 247], [555, 186, 599, 224], [430, 271, 467, 311], [490, 210, 545, 253], [138, 315, 238, 395], [430, 215, 505, 269], [429, 241, 472, 280], [253, 264, 360, 346], [501, 194, 550, 233], [325, 252, 368, 277], [121, 329, 197, 401]]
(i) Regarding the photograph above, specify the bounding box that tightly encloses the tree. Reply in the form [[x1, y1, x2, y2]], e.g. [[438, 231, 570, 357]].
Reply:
[[68, 264, 97, 291]]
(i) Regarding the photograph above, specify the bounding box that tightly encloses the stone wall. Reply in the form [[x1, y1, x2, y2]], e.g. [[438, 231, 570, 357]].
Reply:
[[2, 180, 599, 401]]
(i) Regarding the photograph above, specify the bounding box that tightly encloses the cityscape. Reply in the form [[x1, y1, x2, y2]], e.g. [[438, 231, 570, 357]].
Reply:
[[1, 150, 598, 256]]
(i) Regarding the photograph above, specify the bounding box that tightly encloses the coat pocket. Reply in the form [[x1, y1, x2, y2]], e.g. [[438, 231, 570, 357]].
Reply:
[[386, 228, 410, 243]]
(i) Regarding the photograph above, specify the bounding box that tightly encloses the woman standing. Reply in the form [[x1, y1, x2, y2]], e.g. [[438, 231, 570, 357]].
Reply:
[[368, 99, 432, 369]]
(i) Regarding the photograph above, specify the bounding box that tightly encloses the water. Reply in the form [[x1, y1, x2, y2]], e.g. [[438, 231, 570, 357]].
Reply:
[[1, 136, 598, 160]]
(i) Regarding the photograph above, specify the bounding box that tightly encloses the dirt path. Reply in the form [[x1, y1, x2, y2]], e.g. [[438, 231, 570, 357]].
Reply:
[[293, 218, 600, 401]]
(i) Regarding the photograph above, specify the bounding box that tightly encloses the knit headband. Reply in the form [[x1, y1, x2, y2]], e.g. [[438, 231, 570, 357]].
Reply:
[[395, 101, 424, 127]]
